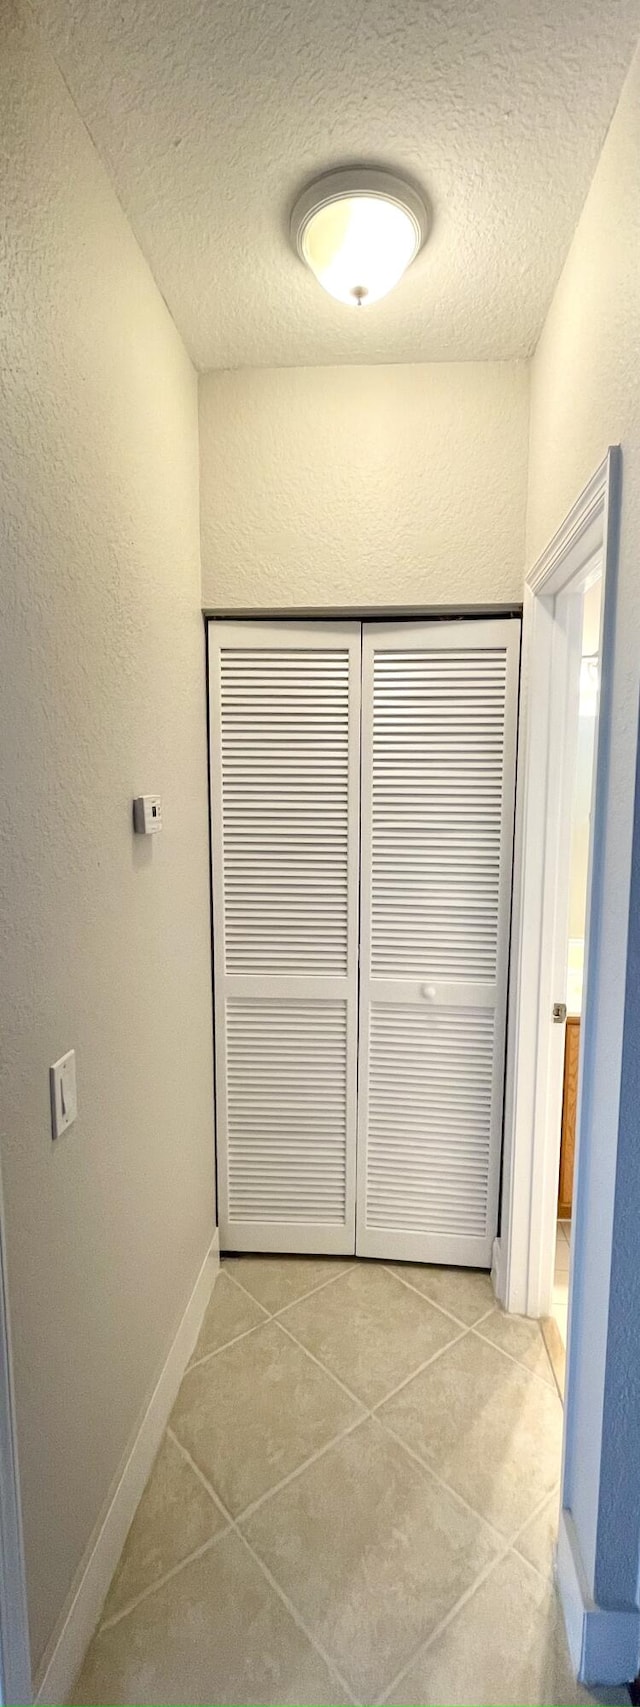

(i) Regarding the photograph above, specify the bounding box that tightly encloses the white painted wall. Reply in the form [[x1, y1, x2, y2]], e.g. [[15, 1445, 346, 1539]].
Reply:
[[199, 363, 529, 610], [0, 0, 215, 1678], [527, 42, 640, 1623]]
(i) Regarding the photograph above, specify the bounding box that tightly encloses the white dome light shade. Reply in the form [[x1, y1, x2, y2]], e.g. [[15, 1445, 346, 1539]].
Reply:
[[291, 169, 428, 307]]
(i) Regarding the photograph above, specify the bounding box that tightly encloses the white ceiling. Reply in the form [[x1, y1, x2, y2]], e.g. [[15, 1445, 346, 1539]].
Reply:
[[36, 0, 639, 370]]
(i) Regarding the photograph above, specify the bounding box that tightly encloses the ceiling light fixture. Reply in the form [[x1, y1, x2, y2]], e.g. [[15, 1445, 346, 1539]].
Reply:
[[291, 168, 428, 308]]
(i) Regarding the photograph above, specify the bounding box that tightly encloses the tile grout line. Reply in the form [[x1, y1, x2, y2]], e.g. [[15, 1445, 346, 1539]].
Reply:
[[182, 1311, 500, 1564], [187, 1317, 268, 1372], [235, 1413, 367, 1524], [180, 1304, 482, 1556], [379, 1261, 559, 1393], [225, 1253, 493, 1341], [374, 1480, 564, 1706], [170, 1388, 364, 1537], [167, 1424, 234, 1510], [176, 1415, 556, 1702], [101, 1425, 362, 1704], [468, 1301, 501, 1326], [508, 1478, 562, 1551], [234, 1522, 361, 1706], [469, 1322, 561, 1393], [375, 1413, 563, 1562], [171, 1420, 559, 1707], [98, 1531, 228, 1632], [232, 1321, 508, 1546], [255, 1316, 513, 1550], [221, 1258, 356, 1319], [168, 1414, 557, 1707], [220, 1261, 489, 1426], [212, 1267, 270, 1317], [93, 1259, 565, 1705], [273, 1263, 358, 1314], [276, 1310, 469, 1416], [509, 1494, 563, 1585], [179, 1266, 557, 1564], [369, 1327, 470, 1409], [378, 1528, 564, 1707], [382, 1417, 562, 1566], [166, 1428, 361, 1706], [372, 1411, 508, 1551], [207, 1263, 547, 1423], [165, 1425, 236, 1523], [506, 1544, 556, 1589], [204, 1259, 501, 1395], [374, 1543, 511, 1706], [95, 1428, 236, 1632], [272, 1313, 375, 1409], [379, 1261, 558, 1394], [380, 1262, 497, 1332], [175, 1322, 481, 1543]]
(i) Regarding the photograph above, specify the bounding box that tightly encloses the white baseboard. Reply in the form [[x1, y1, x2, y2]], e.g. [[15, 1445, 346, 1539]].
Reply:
[[34, 1232, 219, 1706], [557, 1507, 640, 1686]]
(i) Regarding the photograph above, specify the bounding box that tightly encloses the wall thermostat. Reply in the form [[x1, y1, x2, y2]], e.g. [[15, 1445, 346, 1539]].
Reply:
[[133, 795, 162, 835]]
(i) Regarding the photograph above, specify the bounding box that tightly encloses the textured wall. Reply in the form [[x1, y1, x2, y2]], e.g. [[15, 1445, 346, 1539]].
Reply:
[[527, 43, 640, 1613], [0, 1, 214, 1674], [199, 363, 529, 609]]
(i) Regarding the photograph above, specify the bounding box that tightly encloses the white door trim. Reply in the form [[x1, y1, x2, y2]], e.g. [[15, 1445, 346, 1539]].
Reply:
[[498, 449, 620, 1318]]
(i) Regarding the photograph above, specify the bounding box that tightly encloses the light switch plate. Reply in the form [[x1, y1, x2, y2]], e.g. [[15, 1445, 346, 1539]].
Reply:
[[50, 1050, 77, 1140], [133, 795, 162, 834]]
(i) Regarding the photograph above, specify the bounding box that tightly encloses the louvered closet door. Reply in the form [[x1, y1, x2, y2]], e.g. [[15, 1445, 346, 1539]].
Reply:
[[356, 619, 519, 1267], [208, 622, 361, 1254]]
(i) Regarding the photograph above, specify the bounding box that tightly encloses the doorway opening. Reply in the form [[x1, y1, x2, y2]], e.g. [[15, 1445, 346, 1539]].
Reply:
[[499, 450, 619, 1360], [547, 572, 602, 1390]]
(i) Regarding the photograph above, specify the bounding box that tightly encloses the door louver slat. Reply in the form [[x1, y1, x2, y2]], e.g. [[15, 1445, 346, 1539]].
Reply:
[[220, 645, 350, 978], [226, 1001, 347, 1225], [371, 649, 507, 984], [366, 1005, 494, 1237]]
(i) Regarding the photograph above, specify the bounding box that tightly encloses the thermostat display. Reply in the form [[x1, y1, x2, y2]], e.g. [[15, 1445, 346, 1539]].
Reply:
[[133, 795, 162, 835]]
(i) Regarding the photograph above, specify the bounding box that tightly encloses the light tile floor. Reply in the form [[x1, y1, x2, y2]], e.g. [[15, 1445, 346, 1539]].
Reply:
[[540, 1222, 572, 1401], [553, 1219, 571, 1346], [70, 1256, 623, 1706]]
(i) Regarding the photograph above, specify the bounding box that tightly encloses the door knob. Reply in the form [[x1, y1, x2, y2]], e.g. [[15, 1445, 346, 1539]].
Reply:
[[421, 984, 436, 1000]]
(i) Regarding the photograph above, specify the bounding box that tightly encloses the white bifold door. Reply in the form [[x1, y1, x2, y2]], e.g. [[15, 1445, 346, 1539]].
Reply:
[[356, 620, 519, 1267], [209, 617, 519, 1266], [208, 622, 361, 1254]]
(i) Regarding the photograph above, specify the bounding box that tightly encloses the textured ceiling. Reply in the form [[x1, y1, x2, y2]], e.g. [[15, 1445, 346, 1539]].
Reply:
[[35, 0, 639, 369]]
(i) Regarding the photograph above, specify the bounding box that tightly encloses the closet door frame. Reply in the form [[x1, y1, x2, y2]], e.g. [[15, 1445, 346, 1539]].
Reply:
[[355, 617, 520, 1267], [208, 619, 361, 1254]]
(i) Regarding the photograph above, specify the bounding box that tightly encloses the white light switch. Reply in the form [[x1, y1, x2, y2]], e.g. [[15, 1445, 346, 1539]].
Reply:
[[50, 1050, 77, 1141]]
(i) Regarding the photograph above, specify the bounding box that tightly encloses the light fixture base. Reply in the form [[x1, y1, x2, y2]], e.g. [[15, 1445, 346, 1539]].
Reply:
[[290, 167, 429, 307], [291, 167, 428, 259]]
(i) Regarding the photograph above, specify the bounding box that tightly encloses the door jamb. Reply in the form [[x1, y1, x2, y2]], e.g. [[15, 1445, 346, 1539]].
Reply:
[[497, 448, 620, 1319]]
